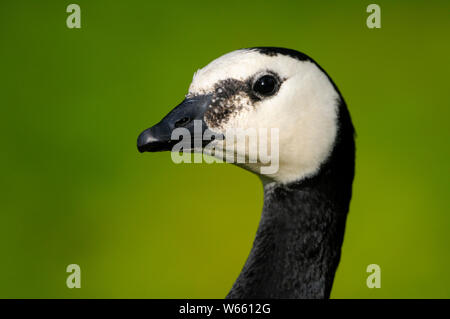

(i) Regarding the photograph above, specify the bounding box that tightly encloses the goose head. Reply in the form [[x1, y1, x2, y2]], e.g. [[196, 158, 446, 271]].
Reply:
[[138, 47, 350, 185]]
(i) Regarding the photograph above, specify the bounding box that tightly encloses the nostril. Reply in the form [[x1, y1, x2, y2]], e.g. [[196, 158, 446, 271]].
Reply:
[[174, 117, 192, 128]]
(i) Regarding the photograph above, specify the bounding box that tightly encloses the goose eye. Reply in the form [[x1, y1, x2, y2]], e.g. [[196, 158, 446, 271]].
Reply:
[[253, 75, 277, 97]]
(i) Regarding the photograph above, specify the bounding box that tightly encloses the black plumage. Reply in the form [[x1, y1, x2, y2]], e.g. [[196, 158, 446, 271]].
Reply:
[[227, 97, 355, 299]]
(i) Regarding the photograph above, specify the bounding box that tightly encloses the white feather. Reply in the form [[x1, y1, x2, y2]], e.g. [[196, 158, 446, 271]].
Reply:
[[190, 49, 339, 184]]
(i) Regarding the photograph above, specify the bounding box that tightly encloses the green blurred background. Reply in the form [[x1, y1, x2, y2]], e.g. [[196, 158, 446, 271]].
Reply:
[[0, 0, 449, 298]]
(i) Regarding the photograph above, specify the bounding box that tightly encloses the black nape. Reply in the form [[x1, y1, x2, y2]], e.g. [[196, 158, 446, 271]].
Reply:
[[227, 98, 355, 299]]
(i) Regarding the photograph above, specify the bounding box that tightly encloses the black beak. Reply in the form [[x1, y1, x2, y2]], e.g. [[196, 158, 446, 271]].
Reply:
[[137, 94, 213, 153]]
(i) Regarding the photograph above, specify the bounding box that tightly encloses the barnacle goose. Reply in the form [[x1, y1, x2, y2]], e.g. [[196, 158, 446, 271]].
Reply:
[[137, 47, 355, 299]]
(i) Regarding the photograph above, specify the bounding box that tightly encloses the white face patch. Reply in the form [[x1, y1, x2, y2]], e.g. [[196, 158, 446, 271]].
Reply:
[[189, 49, 340, 184]]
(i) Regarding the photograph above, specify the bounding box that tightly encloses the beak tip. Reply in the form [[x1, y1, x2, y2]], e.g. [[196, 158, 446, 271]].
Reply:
[[137, 127, 171, 153], [137, 145, 145, 153], [137, 129, 153, 153]]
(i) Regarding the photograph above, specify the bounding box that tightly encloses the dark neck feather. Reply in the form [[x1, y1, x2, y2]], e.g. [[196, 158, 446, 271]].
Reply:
[[226, 100, 355, 299]]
